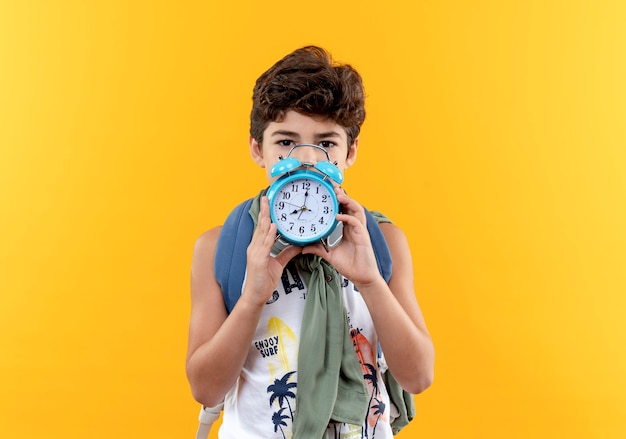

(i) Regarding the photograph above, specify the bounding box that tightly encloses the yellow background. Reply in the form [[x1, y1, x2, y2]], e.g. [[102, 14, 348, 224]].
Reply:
[[1, 1, 625, 438]]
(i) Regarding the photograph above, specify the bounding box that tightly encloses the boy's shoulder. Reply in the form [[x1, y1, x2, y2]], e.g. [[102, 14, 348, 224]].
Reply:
[[194, 226, 222, 254]]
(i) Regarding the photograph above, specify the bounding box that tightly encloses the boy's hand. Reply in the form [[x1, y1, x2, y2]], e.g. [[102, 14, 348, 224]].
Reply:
[[243, 196, 302, 307], [302, 187, 382, 288]]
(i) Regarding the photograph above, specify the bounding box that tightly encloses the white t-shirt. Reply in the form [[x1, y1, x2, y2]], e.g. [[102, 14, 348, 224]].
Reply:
[[218, 262, 394, 439]]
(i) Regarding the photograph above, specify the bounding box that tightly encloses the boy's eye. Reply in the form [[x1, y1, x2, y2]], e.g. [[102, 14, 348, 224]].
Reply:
[[318, 141, 335, 148], [278, 140, 294, 147]]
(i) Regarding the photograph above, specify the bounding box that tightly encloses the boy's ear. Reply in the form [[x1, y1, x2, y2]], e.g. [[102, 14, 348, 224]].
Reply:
[[249, 135, 265, 167], [345, 138, 359, 168]]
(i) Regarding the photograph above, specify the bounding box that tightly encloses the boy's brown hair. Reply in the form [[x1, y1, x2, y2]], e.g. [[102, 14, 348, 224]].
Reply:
[[250, 46, 366, 148]]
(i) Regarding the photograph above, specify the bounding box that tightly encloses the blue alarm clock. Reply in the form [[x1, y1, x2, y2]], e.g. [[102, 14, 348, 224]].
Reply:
[[266, 143, 344, 250]]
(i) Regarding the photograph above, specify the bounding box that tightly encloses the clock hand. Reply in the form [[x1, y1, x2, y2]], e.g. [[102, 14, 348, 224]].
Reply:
[[282, 201, 304, 209], [297, 206, 312, 219], [297, 190, 311, 219], [291, 190, 311, 219]]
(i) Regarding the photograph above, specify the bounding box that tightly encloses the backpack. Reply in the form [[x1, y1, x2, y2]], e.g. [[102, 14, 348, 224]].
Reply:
[[196, 197, 413, 438]]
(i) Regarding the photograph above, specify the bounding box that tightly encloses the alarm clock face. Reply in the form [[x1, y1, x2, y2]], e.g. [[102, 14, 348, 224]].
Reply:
[[269, 173, 339, 245]]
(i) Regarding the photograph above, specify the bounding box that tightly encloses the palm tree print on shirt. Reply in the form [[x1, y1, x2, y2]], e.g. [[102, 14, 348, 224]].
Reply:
[[272, 407, 290, 439], [371, 397, 386, 438], [268, 370, 297, 434], [350, 328, 388, 438]]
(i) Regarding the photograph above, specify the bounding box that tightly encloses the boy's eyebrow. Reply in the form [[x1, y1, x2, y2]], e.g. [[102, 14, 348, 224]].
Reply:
[[268, 130, 343, 139], [314, 131, 342, 139], [269, 130, 300, 138]]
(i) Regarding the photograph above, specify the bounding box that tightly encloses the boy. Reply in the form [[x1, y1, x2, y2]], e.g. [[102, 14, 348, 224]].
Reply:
[[186, 46, 434, 438]]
